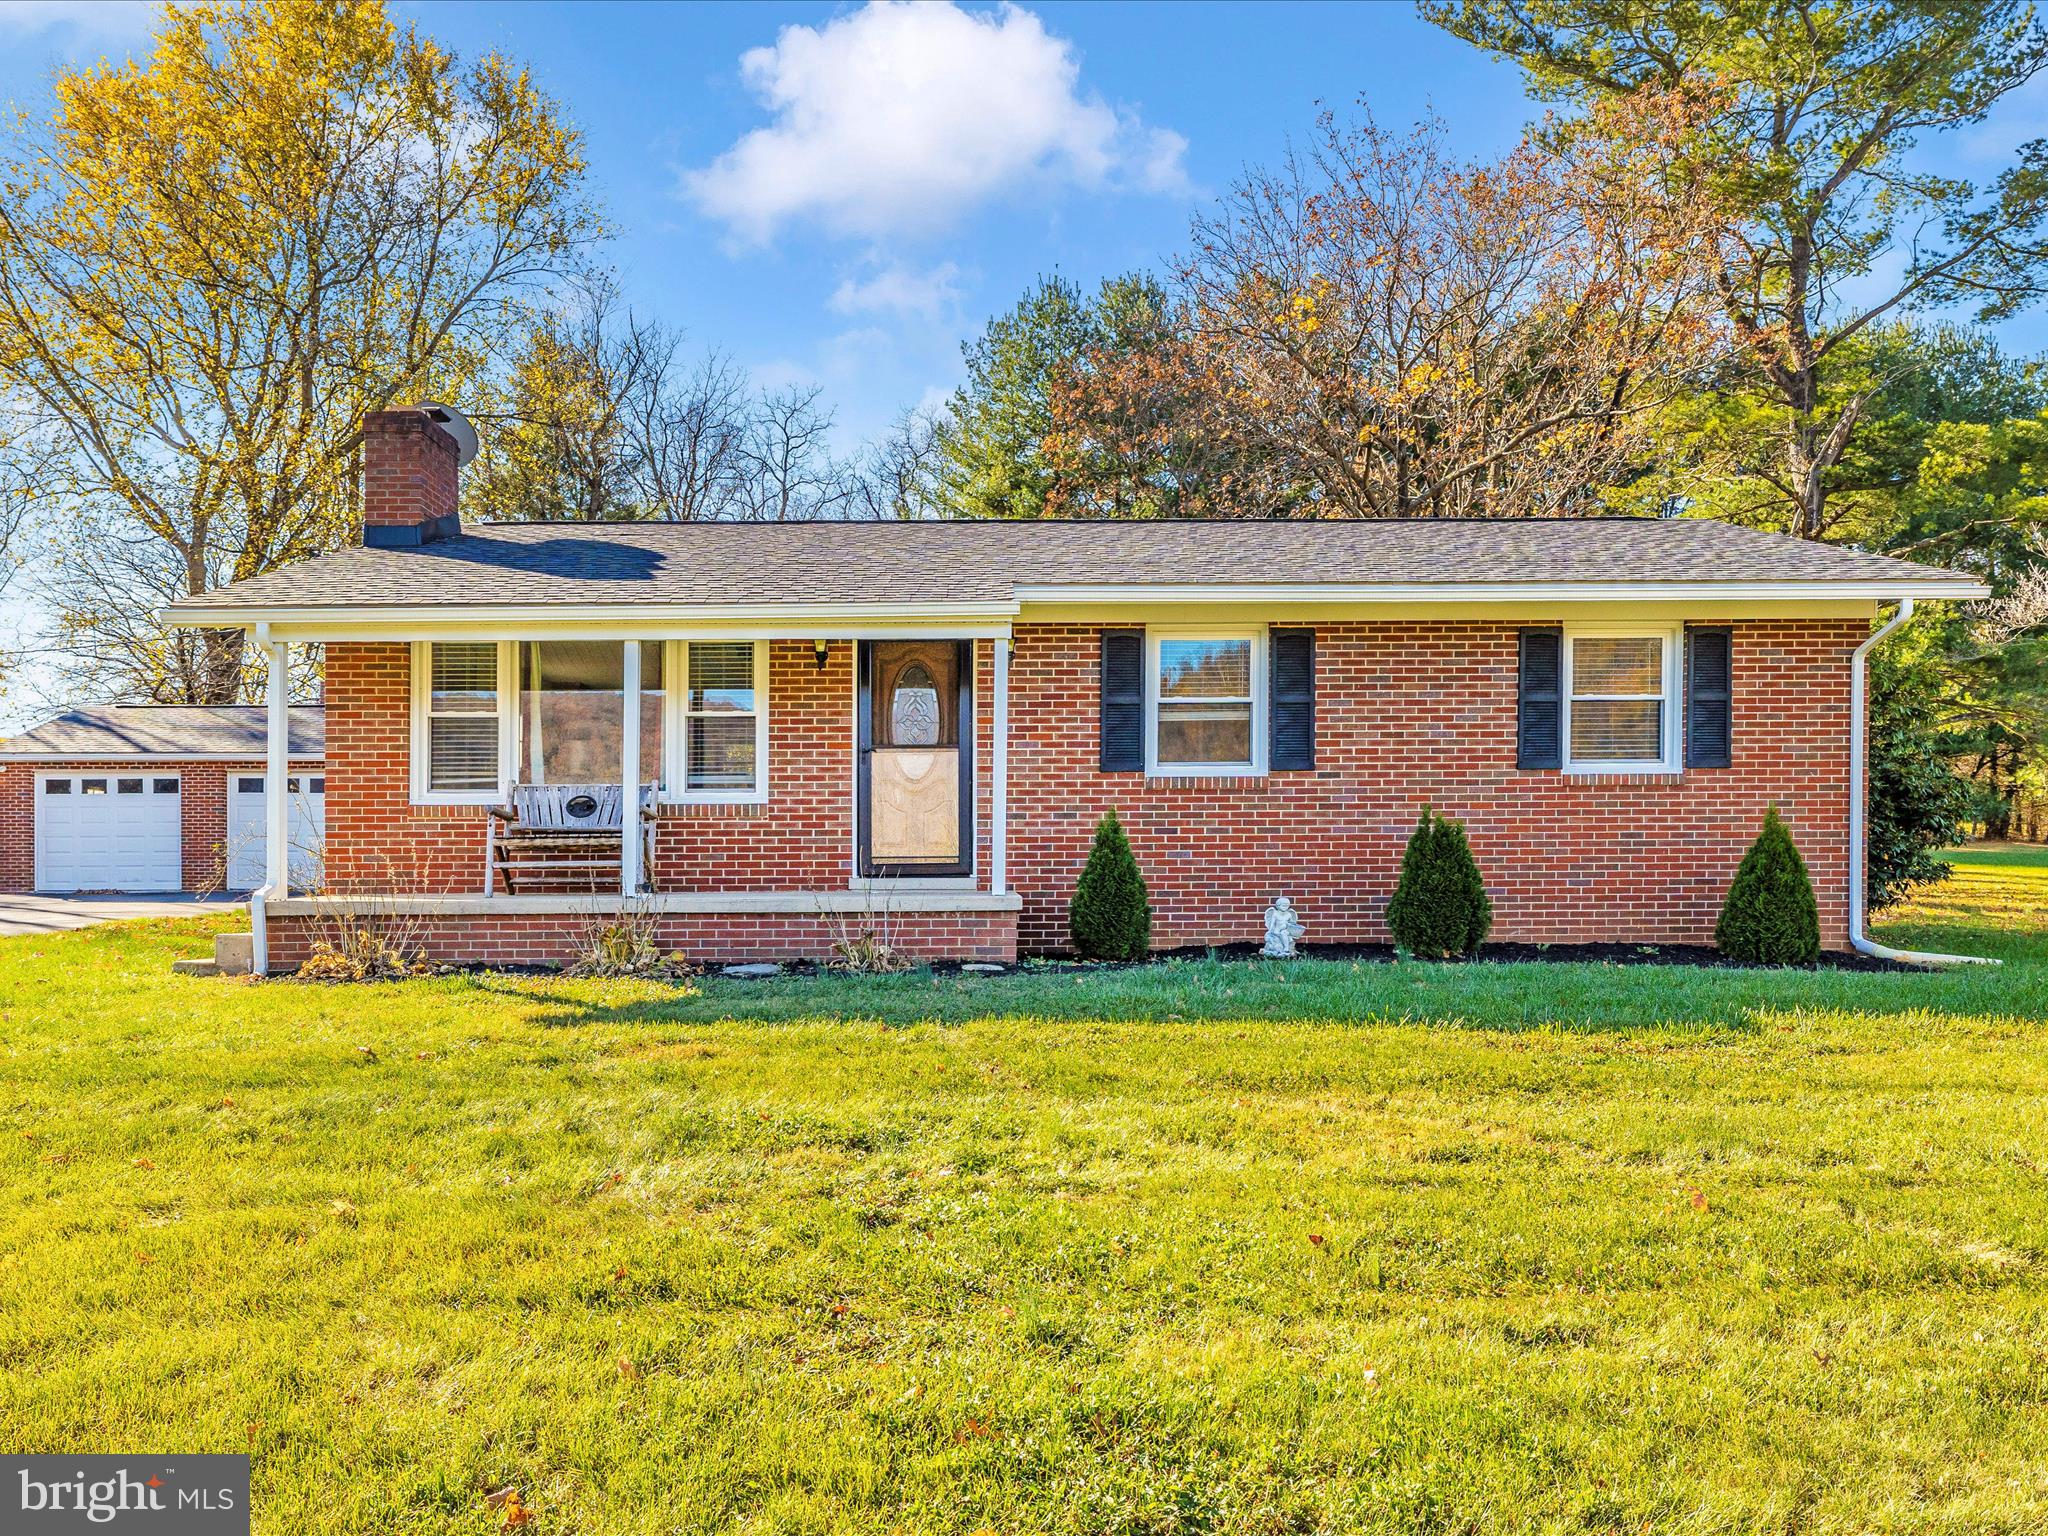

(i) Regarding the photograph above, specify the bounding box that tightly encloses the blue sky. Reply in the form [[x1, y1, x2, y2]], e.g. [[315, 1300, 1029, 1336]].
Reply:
[[2, 0, 2046, 448], [0, 0, 1545, 451], [414, 0, 1537, 448]]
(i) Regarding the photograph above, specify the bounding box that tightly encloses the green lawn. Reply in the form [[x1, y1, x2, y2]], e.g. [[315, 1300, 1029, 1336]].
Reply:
[[2, 848, 2046, 1534]]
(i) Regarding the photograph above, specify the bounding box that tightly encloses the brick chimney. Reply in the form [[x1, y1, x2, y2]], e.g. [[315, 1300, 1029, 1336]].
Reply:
[[362, 405, 465, 547]]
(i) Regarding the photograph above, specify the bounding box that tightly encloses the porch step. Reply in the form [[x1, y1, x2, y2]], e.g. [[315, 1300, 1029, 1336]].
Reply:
[[171, 957, 219, 977], [215, 931, 254, 975]]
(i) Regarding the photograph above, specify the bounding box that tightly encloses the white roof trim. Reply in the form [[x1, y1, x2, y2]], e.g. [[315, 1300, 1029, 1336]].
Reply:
[[0, 752, 322, 763], [1013, 580, 1991, 603], [163, 600, 1023, 630], [163, 578, 1989, 633]]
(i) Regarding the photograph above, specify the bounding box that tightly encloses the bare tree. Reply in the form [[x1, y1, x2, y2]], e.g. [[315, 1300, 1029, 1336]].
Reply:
[[470, 274, 668, 522], [1978, 556, 2048, 646], [733, 385, 845, 521], [634, 350, 750, 521], [471, 273, 764, 524], [1055, 106, 1721, 519], [837, 410, 948, 520]]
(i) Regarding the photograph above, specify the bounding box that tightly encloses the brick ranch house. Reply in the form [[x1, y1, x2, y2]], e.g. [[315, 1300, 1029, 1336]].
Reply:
[[0, 705, 324, 894], [164, 406, 1985, 974]]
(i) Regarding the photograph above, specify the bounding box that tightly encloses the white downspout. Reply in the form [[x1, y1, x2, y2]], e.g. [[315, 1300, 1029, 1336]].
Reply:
[[1848, 598, 1998, 967]]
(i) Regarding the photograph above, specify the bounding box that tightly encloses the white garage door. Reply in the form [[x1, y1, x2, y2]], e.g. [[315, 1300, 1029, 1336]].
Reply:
[[226, 773, 325, 890], [36, 773, 183, 892]]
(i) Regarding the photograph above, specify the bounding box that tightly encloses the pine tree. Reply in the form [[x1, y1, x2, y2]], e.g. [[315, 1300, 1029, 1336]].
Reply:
[[1867, 652, 1972, 908], [1716, 807, 1822, 964], [1069, 809, 1151, 961], [1384, 808, 1493, 958]]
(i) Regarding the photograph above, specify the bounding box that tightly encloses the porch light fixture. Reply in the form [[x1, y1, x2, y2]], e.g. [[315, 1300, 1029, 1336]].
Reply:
[[814, 639, 829, 671]]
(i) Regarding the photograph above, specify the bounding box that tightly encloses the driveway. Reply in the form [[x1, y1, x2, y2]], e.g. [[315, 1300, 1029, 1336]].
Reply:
[[0, 893, 244, 936]]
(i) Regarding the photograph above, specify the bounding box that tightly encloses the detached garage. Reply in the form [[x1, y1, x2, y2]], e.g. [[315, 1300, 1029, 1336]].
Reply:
[[0, 704, 323, 894]]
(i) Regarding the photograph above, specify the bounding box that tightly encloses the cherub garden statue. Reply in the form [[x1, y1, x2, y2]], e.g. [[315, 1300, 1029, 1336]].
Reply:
[[1262, 895, 1303, 958]]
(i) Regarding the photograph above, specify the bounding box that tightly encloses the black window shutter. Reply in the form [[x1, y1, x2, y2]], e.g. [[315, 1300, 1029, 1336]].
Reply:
[[1269, 628, 1316, 769], [1686, 626, 1732, 769], [1099, 628, 1145, 772], [1517, 628, 1563, 770]]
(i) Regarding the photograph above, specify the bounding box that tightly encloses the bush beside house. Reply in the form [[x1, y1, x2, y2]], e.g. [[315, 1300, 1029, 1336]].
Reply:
[[1070, 809, 1151, 961], [1716, 807, 1822, 964], [1386, 808, 1493, 958]]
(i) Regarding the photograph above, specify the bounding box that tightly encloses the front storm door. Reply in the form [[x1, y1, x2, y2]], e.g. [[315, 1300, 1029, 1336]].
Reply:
[[859, 639, 972, 877]]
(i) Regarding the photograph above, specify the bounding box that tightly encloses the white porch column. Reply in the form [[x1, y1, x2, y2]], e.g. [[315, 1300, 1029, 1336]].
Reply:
[[991, 631, 1009, 895], [265, 636, 290, 895], [620, 639, 641, 895]]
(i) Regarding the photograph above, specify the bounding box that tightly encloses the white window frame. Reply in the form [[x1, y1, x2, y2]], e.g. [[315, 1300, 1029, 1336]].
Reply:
[[662, 638, 769, 804], [1145, 626, 1266, 778], [1561, 625, 1681, 775], [409, 640, 515, 805]]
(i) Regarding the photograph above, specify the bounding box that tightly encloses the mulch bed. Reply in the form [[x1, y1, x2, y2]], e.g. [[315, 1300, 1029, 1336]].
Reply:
[[436, 941, 1921, 981], [891, 941, 1915, 977]]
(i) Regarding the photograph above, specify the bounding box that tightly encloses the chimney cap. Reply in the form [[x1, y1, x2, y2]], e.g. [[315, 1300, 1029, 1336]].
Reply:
[[417, 401, 479, 467]]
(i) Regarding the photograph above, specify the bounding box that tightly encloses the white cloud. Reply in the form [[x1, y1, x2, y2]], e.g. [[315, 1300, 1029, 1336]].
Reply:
[[830, 261, 964, 320], [683, 1, 1188, 245]]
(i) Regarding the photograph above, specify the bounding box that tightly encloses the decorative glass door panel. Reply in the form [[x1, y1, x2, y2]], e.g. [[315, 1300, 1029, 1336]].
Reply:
[[861, 640, 970, 875]]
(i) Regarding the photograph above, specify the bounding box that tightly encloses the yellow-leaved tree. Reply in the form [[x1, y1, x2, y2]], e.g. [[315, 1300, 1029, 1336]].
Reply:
[[0, 0, 597, 701]]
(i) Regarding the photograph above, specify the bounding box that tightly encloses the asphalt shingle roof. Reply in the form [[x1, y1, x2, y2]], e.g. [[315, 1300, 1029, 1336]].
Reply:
[[166, 517, 1976, 617], [0, 704, 324, 758]]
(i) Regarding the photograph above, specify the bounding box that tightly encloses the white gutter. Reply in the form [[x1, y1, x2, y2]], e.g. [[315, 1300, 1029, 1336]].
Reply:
[[1848, 599, 1997, 967], [1015, 579, 1991, 604], [161, 600, 1023, 631], [159, 579, 1991, 633], [0, 753, 322, 764]]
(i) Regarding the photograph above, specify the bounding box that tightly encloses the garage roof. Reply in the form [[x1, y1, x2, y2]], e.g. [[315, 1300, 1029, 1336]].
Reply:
[[0, 704, 324, 759]]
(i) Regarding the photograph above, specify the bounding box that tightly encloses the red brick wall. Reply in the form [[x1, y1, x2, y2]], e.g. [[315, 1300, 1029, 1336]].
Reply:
[[322, 638, 996, 896], [0, 757, 282, 893], [1006, 620, 1860, 953], [362, 409, 458, 535], [324, 643, 492, 894], [266, 908, 1018, 968], [649, 640, 856, 890], [316, 620, 1860, 958]]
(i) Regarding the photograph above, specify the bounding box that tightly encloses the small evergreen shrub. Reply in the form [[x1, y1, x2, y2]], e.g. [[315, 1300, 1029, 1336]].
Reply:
[[1069, 809, 1151, 960], [1715, 806, 1821, 964], [1385, 807, 1493, 958]]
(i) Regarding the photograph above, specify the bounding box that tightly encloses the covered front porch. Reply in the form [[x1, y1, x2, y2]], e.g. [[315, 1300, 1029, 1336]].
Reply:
[[247, 626, 1020, 972]]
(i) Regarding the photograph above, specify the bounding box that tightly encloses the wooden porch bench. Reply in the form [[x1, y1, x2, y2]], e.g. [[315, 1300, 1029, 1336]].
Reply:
[[486, 783, 654, 895]]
